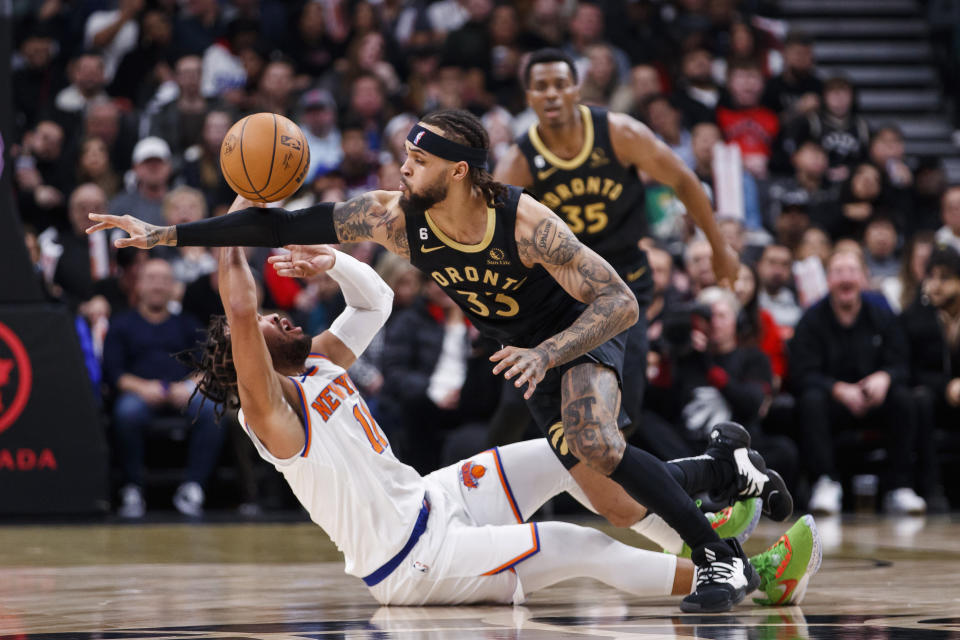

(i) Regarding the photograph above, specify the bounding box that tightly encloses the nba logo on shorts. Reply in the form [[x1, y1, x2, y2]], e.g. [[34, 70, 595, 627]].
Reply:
[[414, 131, 425, 145], [460, 461, 486, 490]]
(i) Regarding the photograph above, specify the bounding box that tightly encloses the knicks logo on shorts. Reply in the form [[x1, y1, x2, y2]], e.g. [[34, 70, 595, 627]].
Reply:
[[460, 461, 486, 489]]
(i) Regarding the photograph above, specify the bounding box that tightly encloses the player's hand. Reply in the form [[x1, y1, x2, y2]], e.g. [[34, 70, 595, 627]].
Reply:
[[712, 243, 740, 289], [490, 346, 549, 400], [268, 245, 337, 278], [86, 213, 171, 248]]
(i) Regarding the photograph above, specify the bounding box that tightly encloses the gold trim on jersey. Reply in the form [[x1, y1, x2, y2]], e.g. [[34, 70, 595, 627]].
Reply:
[[528, 105, 595, 171], [424, 207, 496, 253]]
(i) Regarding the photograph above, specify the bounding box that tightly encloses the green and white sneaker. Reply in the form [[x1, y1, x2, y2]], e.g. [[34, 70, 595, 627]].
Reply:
[[679, 497, 762, 558], [750, 514, 823, 606]]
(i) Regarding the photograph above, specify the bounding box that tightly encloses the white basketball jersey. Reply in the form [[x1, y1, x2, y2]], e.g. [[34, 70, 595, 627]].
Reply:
[[239, 354, 426, 578]]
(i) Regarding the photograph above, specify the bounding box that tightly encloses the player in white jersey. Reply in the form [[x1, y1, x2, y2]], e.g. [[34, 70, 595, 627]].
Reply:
[[183, 235, 821, 609]]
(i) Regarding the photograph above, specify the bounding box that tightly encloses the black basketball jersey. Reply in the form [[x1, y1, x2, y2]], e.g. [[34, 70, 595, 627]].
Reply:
[[406, 185, 584, 347], [518, 105, 649, 277]]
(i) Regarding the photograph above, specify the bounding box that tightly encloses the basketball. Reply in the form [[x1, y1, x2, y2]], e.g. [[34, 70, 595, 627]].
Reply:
[[219, 113, 311, 203]]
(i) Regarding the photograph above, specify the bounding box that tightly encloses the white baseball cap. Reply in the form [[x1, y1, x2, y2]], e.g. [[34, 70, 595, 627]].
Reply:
[[132, 136, 172, 165]]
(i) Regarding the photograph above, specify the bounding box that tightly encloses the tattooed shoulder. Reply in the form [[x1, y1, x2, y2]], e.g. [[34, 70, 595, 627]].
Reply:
[[332, 193, 381, 242], [522, 217, 580, 266], [333, 191, 410, 258]]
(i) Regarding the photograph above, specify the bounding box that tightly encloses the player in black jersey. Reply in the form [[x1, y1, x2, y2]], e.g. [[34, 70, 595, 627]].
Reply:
[[88, 109, 790, 612], [495, 49, 738, 444]]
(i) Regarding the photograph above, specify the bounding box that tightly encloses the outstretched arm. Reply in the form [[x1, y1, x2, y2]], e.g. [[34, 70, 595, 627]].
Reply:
[[218, 245, 306, 458], [607, 112, 739, 286], [492, 196, 639, 398], [87, 191, 411, 258], [279, 246, 394, 369]]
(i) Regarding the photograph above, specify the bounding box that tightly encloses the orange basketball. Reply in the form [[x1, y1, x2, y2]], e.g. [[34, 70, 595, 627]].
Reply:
[[219, 113, 311, 203]]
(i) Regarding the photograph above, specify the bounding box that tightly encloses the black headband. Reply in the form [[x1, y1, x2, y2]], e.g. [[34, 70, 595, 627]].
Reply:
[[406, 124, 488, 170]]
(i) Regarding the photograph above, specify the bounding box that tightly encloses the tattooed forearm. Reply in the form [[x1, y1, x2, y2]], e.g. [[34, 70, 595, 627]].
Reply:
[[145, 225, 177, 248], [536, 255, 638, 369]]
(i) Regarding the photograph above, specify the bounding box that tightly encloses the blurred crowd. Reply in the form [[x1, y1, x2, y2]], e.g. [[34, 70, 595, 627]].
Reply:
[[9, 0, 960, 517]]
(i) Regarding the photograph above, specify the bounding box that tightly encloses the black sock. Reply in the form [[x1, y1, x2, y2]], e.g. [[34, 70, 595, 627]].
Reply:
[[667, 456, 736, 495], [610, 445, 719, 551]]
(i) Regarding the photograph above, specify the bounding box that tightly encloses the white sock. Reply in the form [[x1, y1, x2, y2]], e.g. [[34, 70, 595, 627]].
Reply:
[[631, 513, 685, 554]]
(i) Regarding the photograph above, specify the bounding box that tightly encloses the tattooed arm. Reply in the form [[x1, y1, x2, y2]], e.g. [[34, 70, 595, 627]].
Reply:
[[87, 192, 410, 258], [491, 195, 639, 398]]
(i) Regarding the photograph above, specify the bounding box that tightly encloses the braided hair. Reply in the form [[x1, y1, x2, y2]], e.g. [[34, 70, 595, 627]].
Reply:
[[175, 314, 238, 421], [420, 109, 509, 207]]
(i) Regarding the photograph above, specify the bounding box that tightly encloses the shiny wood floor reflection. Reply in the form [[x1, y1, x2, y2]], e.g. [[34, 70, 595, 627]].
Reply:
[[1, 515, 959, 639]]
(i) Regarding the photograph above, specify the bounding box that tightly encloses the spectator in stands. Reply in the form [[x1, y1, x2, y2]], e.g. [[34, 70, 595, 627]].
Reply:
[[285, 1, 340, 83], [863, 215, 900, 288], [76, 136, 121, 199], [757, 244, 802, 330], [882, 231, 934, 313], [110, 9, 178, 109], [643, 286, 798, 485], [84, 99, 137, 175], [200, 17, 257, 101], [84, 0, 142, 84], [689, 122, 764, 233], [791, 249, 926, 515], [175, 0, 228, 56], [734, 262, 787, 383], [12, 27, 61, 136], [716, 58, 779, 179], [41, 182, 111, 308], [563, 1, 630, 83], [869, 125, 913, 189], [911, 157, 947, 235], [249, 58, 296, 119], [148, 55, 209, 161], [181, 109, 235, 216], [578, 43, 629, 108], [621, 63, 662, 118], [684, 238, 716, 296], [788, 76, 870, 184], [797, 226, 832, 265], [762, 32, 822, 126], [936, 185, 960, 254], [103, 258, 225, 518], [109, 136, 173, 227], [642, 94, 695, 170], [671, 47, 719, 127], [161, 186, 216, 292], [901, 246, 960, 507], [766, 140, 836, 233], [348, 73, 388, 149], [14, 119, 71, 232], [298, 89, 343, 183], [53, 53, 109, 129], [833, 163, 885, 240], [338, 118, 380, 198]]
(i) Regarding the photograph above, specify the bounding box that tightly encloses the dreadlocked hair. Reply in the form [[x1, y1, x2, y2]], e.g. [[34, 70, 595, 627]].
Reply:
[[420, 109, 509, 207], [174, 314, 238, 422]]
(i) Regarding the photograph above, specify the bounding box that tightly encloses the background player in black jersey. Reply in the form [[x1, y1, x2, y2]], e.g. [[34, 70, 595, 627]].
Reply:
[[494, 48, 739, 441], [88, 109, 789, 612]]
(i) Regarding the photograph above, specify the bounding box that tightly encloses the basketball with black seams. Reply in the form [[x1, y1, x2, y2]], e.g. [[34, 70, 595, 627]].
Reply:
[[220, 113, 311, 203]]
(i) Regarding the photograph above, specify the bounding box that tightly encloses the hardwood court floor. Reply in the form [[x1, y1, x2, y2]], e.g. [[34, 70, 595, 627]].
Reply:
[[1, 514, 959, 639]]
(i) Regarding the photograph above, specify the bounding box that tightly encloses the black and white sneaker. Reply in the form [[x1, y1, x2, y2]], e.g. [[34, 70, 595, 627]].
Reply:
[[681, 538, 760, 613], [703, 422, 793, 522]]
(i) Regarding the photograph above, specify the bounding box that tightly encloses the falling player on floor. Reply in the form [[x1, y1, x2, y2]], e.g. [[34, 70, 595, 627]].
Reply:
[[191, 239, 820, 606], [89, 109, 791, 612]]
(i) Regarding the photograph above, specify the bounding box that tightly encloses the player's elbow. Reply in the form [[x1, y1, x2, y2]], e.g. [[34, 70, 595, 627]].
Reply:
[[613, 287, 639, 329]]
